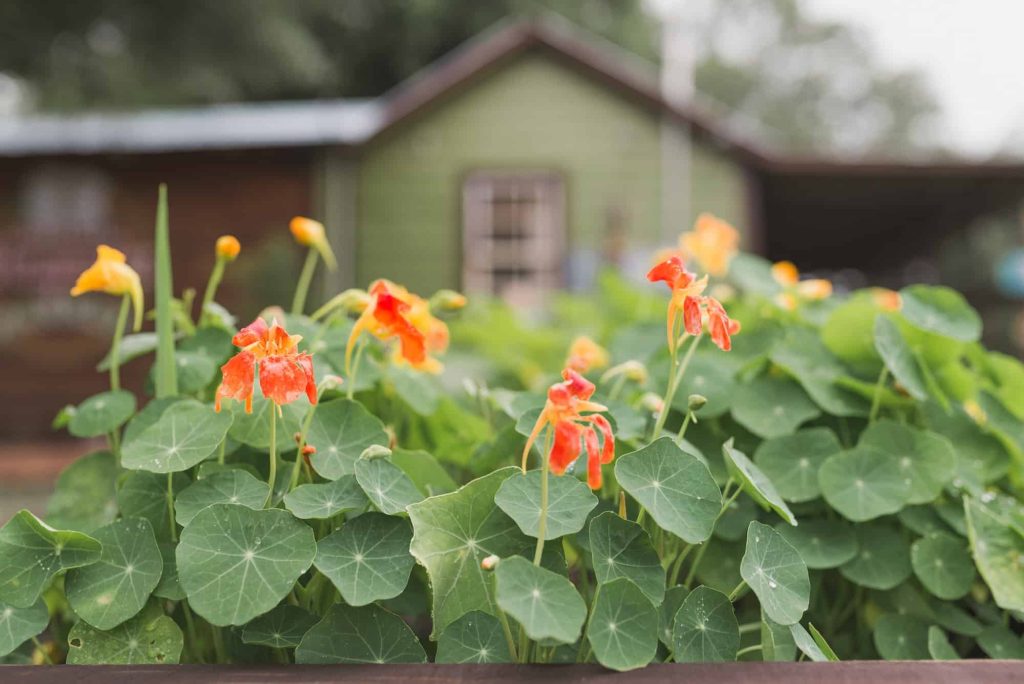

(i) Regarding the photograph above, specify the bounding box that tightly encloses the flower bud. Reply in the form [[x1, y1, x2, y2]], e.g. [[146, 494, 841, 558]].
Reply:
[[360, 444, 392, 461], [301, 445, 316, 456], [481, 555, 500, 571], [319, 375, 344, 392], [640, 392, 664, 414], [600, 360, 648, 385], [687, 394, 707, 412], [290, 216, 325, 247], [431, 289, 468, 311], [216, 235, 241, 261]]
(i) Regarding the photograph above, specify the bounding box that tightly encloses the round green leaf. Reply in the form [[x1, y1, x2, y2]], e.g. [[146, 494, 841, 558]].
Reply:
[[839, 523, 911, 590], [407, 468, 529, 639], [354, 457, 423, 515], [977, 624, 1024, 659], [730, 376, 820, 439], [754, 428, 842, 503], [176, 504, 316, 626], [67, 611, 183, 664], [228, 392, 305, 451], [97, 332, 159, 371], [873, 613, 929, 660], [659, 585, 689, 648], [495, 556, 586, 645], [0, 510, 101, 607], [283, 475, 368, 520], [315, 513, 414, 606], [117, 471, 190, 543], [68, 390, 136, 438], [153, 542, 184, 601], [122, 397, 184, 445], [174, 470, 269, 527], [65, 518, 162, 629], [586, 577, 657, 671], [307, 399, 388, 479], [874, 315, 929, 401], [0, 598, 48, 658], [436, 611, 513, 663], [899, 285, 981, 342], [898, 505, 952, 537], [715, 496, 759, 542], [388, 365, 441, 416], [910, 532, 974, 600], [789, 622, 828, 662], [155, 351, 216, 395], [859, 420, 955, 504], [588, 512, 665, 605], [391, 448, 458, 496], [614, 437, 722, 544], [669, 352, 737, 419], [818, 446, 907, 522], [241, 605, 318, 649], [723, 440, 796, 526], [927, 626, 960, 660], [495, 470, 597, 540], [965, 497, 1024, 612], [932, 601, 982, 637], [923, 403, 1008, 485], [295, 603, 426, 664], [46, 450, 119, 533], [671, 586, 739, 662], [770, 328, 870, 417], [740, 521, 809, 626], [775, 519, 857, 569], [122, 399, 233, 473]]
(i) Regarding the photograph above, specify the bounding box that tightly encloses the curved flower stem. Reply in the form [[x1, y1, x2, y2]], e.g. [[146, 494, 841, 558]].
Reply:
[[668, 543, 694, 586], [288, 400, 321, 491], [266, 407, 277, 507], [199, 256, 226, 327], [735, 643, 761, 658], [607, 374, 628, 401], [346, 339, 365, 400], [575, 583, 602, 663], [532, 428, 554, 567], [728, 579, 748, 602], [109, 293, 131, 391], [868, 367, 889, 424], [650, 333, 702, 439], [676, 411, 694, 442], [683, 478, 738, 588], [291, 248, 320, 316]]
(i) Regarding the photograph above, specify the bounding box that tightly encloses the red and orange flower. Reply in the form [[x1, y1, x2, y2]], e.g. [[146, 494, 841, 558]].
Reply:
[[647, 255, 741, 353], [522, 369, 615, 490], [215, 318, 317, 413], [345, 279, 454, 375], [771, 261, 832, 310]]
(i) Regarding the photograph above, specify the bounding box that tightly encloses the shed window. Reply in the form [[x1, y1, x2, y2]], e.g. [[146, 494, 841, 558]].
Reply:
[[462, 171, 565, 306], [18, 163, 112, 235]]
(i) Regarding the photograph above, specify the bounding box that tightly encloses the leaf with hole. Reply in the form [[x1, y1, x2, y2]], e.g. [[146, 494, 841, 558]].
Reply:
[[671, 586, 739, 662], [174, 470, 269, 527], [586, 578, 658, 671], [294, 603, 426, 664], [859, 420, 955, 505], [614, 437, 721, 544], [588, 512, 665, 605], [723, 440, 795, 526], [911, 532, 975, 600], [306, 399, 389, 479], [0, 510, 101, 607], [818, 446, 907, 522], [740, 521, 809, 626], [730, 375, 820, 439], [899, 285, 981, 342], [407, 468, 529, 638], [873, 613, 930, 660], [495, 469, 598, 539], [839, 523, 911, 590], [283, 475, 368, 520], [66, 611, 183, 664], [176, 504, 316, 626], [315, 513, 414, 606], [495, 556, 586, 645], [0, 598, 47, 658], [65, 518, 162, 630], [68, 390, 136, 438], [753, 428, 842, 503], [775, 518, 857, 569], [241, 605, 318, 649], [354, 457, 423, 515], [436, 611, 513, 663], [121, 399, 233, 473]]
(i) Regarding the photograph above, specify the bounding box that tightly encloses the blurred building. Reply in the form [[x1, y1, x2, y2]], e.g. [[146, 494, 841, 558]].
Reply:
[[0, 16, 1023, 441]]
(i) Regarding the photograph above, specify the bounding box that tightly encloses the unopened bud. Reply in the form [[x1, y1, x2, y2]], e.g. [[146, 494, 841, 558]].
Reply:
[[360, 444, 392, 461], [618, 492, 627, 519], [301, 445, 316, 456], [481, 554, 500, 571], [640, 392, 664, 414], [600, 360, 648, 385], [687, 394, 707, 412], [312, 289, 370, 321], [431, 289, 468, 311], [319, 375, 344, 392], [215, 235, 241, 261]]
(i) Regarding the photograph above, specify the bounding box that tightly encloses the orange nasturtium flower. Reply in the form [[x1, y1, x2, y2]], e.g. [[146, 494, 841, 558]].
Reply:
[[566, 336, 610, 374], [647, 256, 741, 352], [215, 318, 316, 413], [346, 280, 454, 374], [872, 288, 902, 312], [71, 245, 145, 331], [771, 260, 832, 310], [290, 216, 337, 270], [522, 369, 615, 490], [680, 213, 740, 277]]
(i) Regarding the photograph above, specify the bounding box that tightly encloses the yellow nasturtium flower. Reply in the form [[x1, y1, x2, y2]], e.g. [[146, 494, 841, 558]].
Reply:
[[771, 260, 832, 310], [216, 234, 241, 261], [70, 245, 144, 331], [290, 216, 337, 270], [680, 213, 740, 277], [566, 336, 609, 374]]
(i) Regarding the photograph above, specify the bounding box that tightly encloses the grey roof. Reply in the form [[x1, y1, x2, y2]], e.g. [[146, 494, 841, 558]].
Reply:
[[0, 99, 384, 156]]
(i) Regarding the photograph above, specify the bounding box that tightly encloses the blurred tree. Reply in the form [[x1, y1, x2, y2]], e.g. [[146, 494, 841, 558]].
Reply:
[[0, 0, 655, 110], [687, 0, 939, 156]]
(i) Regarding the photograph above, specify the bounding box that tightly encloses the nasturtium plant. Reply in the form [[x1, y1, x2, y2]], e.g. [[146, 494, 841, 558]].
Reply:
[[4, 202, 1022, 670]]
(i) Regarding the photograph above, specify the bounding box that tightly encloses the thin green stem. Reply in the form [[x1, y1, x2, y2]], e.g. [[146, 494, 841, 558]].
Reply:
[[728, 579, 748, 602], [199, 257, 226, 326], [676, 411, 694, 442], [491, 582, 519, 663], [607, 374, 628, 401], [266, 407, 277, 507], [518, 624, 530, 664], [216, 439, 226, 465], [532, 428, 553, 566], [683, 480, 738, 588], [211, 625, 227, 663], [736, 643, 762, 658], [635, 506, 646, 526], [291, 248, 320, 316], [346, 338, 365, 399], [668, 543, 694, 586], [576, 583, 601, 662], [651, 333, 702, 439], [108, 293, 131, 391], [868, 367, 889, 424], [166, 473, 177, 542], [738, 621, 761, 634], [181, 601, 200, 662], [31, 636, 54, 665], [289, 400, 320, 491]]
